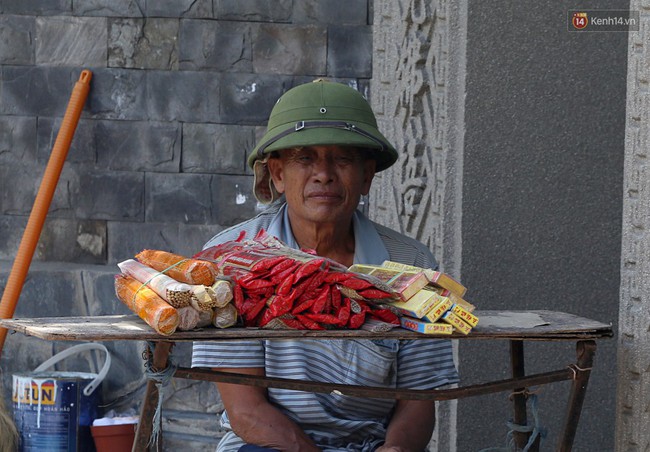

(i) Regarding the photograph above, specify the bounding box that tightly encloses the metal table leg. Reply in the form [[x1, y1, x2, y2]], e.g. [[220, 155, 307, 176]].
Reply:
[[557, 340, 596, 452], [511, 340, 529, 449]]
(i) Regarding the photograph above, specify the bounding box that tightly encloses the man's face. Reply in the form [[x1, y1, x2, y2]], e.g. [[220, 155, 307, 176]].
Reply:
[[266, 145, 376, 226]]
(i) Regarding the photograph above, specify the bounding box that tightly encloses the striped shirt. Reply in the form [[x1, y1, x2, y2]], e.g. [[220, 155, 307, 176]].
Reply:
[[192, 202, 459, 451]]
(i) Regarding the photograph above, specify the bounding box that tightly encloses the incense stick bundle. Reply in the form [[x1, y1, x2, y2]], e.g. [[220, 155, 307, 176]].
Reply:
[[118, 259, 192, 308]]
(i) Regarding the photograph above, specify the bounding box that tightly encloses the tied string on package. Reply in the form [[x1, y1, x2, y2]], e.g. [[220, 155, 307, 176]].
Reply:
[[193, 230, 401, 330]]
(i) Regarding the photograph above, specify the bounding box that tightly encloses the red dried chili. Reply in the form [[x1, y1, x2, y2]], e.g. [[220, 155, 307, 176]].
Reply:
[[358, 288, 395, 300], [341, 277, 374, 290], [337, 298, 351, 326], [293, 258, 325, 282], [348, 311, 366, 329], [309, 286, 330, 314], [304, 313, 340, 325], [233, 283, 244, 312], [296, 314, 325, 330], [251, 255, 287, 273], [369, 308, 400, 325]]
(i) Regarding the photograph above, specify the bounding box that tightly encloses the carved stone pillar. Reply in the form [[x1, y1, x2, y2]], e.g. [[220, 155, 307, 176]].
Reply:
[[616, 2, 650, 450], [370, 1, 467, 450]]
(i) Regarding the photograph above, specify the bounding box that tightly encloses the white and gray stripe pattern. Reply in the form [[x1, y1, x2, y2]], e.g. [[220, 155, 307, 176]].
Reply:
[[192, 202, 459, 451]]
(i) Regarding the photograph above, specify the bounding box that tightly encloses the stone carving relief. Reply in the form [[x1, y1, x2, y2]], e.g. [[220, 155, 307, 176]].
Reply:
[[370, 0, 448, 262]]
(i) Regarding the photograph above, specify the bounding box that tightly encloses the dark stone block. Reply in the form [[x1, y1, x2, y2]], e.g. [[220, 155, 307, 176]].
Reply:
[[0, 164, 42, 216], [74, 170, 144, 221], [83, 268, 128, 315], [107, 221, 219, 262], [0, 0, 71, 15], [35, 16, 107, 66], [94, 120, 181, 172], [0, 163, 80, 219], [73, 0, 146, 17], [37, 117, 98, 165], [145, 172, 213, 224], [219, 73, 292, 124], [327, 25, 372, 78], [108, 18, 179, 70], [107, 221, 180, 264], [0, 116, 37, 163], [145, 70, 220, 122], [0, 15, 35, 65], [0, 216, 105, 263], [0, 66, 79, 116], [13, 268, 82, 317], [293, 0, 369, 25], [86, 68, 148, 120], [36, 218, 107, 264], [210, 174, 257, 225], [177, 223, 224, 255], [145, 0, 213, 18], [215, 0, 292, 22], [179, 19, 252, 72], [182, 123, 255, 174], [0, 214, 26, 260], [252, 24, 327, 75]]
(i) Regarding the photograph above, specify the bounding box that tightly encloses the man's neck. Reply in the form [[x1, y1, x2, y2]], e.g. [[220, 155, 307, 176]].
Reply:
[[288, 215, 355, 267]]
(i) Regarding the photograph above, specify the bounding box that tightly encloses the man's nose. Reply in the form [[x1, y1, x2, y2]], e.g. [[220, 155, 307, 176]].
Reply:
[[311, 158, 336, 182]]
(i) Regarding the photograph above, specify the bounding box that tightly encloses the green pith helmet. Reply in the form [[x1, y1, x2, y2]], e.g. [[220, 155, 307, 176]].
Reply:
[[249, 79, 398, 204]]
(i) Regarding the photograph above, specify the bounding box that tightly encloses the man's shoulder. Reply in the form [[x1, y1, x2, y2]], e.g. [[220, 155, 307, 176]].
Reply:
[[371, 221, 438, 269], [203, 203, 282, 249]]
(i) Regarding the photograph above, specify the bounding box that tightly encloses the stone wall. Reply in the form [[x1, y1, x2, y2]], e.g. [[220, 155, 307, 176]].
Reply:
[[0, 1, 373, 448]]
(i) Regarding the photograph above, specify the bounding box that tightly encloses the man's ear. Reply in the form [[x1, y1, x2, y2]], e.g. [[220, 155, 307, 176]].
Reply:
[[266, 158, 285, 194], [361, 158, 376, 196]]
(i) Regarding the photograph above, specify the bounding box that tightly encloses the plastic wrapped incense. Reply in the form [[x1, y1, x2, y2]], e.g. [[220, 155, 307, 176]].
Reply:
[[212, 303, 238, 328], [136, 249, 217, 286], [177, 306, 200, 331], [190, 285, 218, 311], [196, 309, 213, 328], [118, 259, 192, 308], [210, 279, 234, 308], [114, 274, 179, 335]]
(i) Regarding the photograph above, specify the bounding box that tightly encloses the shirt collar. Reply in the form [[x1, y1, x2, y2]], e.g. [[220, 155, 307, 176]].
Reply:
[[266, 203, 389, 265]]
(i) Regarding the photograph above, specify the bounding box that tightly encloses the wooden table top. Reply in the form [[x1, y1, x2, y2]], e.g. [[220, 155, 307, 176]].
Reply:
[[0, 310, 613, 342]]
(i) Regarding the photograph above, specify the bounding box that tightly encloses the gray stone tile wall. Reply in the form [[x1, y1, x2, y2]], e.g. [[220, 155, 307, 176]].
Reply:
[[0, 2, 373, 449]]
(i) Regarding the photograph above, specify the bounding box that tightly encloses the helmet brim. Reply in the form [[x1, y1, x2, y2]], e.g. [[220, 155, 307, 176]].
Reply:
[[248, 122, 398, 172]]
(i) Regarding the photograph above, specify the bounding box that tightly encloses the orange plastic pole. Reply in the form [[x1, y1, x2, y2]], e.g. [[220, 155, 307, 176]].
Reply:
[[0, 70, 92, 356]]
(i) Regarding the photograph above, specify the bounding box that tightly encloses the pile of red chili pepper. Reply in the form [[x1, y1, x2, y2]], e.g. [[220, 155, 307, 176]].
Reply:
[[193, 230, 401, 330]]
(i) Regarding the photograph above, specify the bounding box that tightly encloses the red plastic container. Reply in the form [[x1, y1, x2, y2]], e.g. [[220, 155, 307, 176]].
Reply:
[[91, 423, 136, 452]]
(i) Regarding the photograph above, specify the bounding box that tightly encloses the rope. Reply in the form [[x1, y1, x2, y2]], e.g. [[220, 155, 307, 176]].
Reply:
[[478, 391, 547, 452], [143, 341, 177, 450], [567, 364, 593, 379], [131, 259, 189, 305]]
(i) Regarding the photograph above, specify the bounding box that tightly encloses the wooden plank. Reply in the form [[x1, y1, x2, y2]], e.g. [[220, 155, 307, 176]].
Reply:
[[0, 310, 613, 342]]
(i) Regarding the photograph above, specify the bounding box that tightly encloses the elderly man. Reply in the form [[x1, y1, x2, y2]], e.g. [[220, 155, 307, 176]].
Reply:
[[192, 80, 459, 452]]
